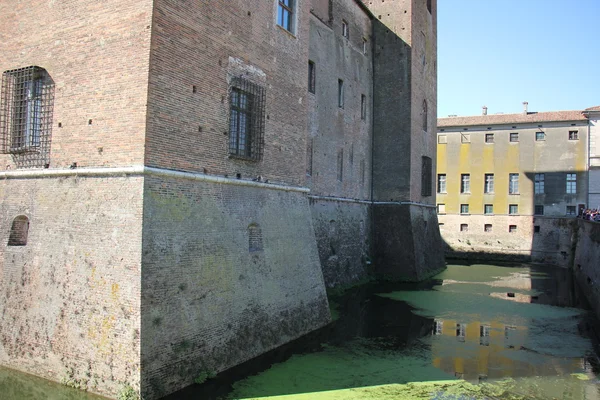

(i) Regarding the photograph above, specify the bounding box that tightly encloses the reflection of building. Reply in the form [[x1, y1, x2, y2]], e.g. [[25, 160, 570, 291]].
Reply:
[[436, 105, 599, 265], [0, 0, 443, 399], [430, 319, 583, 381]]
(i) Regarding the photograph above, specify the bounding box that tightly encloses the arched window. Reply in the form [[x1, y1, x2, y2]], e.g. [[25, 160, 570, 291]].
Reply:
[[422, 99, 428, 132], [248, 223, 263, 252], [8, 215, 29, 246]]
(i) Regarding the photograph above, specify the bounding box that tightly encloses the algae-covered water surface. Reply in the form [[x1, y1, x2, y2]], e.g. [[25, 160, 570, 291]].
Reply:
[[173, 262, 600, 400]]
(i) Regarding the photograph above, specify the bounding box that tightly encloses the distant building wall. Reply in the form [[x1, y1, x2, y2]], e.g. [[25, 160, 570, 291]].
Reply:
[[437, 113, 589, 265]]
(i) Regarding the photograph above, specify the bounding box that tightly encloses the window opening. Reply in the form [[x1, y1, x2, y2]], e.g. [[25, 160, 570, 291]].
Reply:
[[361, 94, 366, 120], [460, 224, 468, 232], [438, 135, 447, 144], [338, 79, 344, 108], [337, 149, 343, 181], [421, 156, 432, 196], [0, 66, 54, 168], [510, 132, 519, 142], [509, 204, 518, 215], [308, 60, 316, 94], [534, 173, 544, 194], [422, 100, 428, 131], [509, 225, 517, 233], [461, 133, 470, 143], [437, 174, 446, 193], [228, 77, 265, 160], [437, 204, 446, 214], [485, 133, 494, 143], [534, 205, 544, 215], [248, 223, 263, 252], [566, 205, 576, 216], [460, 204, 469, 214], [484, 224, 492, 233], [566, 173, 576, 194], [484, 174, 494, 193], [8, 215, 29, 246], [461, 174, 470, 193], [342, 20, 349, 38], [569, 130, 579, 140], [509, 173, 519, 194], [535, 131, 545, 141], [277, 0, 295, 32], [484, 204, 493, 215]]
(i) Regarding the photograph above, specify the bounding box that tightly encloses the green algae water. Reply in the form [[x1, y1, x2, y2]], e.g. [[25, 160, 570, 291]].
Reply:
[[170, 262, 599, 400], [0, 365, 106, 399]]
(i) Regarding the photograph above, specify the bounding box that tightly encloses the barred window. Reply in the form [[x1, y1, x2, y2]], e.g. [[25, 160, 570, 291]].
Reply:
[[1, 66, 54, 168], [421, 156, 432, 196], [228, 77, 265, 161]]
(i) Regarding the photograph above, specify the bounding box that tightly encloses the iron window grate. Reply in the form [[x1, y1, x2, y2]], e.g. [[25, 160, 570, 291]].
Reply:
[[0, 66, 54, 168], [228, 77, 265, 161]]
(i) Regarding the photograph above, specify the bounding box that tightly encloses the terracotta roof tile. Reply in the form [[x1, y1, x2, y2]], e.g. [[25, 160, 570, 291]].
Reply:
[[438, 110, 587, 128], [585, 105, 600, 111]]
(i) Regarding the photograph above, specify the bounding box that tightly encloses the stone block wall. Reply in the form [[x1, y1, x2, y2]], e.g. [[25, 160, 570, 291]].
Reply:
[[373, 204, 445, 281], [0, 175, 143, 398], [573, 219, 600, 321], [440, 215, 577, 267], [309, 198, 371, 288], [139, 174, 330, 399]]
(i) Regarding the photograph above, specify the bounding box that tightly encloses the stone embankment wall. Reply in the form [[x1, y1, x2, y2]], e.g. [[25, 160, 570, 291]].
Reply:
[[443, 216, 577, 268], [573, 219, 600, 321]]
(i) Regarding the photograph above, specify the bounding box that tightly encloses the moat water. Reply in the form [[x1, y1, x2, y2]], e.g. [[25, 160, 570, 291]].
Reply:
[[2, 262, 600, 399]]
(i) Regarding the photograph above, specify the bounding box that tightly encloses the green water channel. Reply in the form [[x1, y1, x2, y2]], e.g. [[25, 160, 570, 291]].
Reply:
[[2, 263, 599, 399], [214, 263, 600, 400]]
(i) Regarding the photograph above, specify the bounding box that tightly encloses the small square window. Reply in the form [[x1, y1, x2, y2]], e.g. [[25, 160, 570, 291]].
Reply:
[[484, 224, 492, 232], [485, 133, 494, 143], [460, 224, 469, 232], [534, 205, 544, 215], [510, 133, 519, 142], [509, 204, 518, 215], [461, 133, 470, 143], [569, 130, 579, 140], [534, 225, 540, 233], [437, 203, 446, 214], [484, 204, 493, 215], [566, 205, 576, 216], [509, 225, 517, 233], [460, 204, 469, 214], [342, 20, 349, 39], [535, 132, 545, 141], [438, 135, 447, 144]]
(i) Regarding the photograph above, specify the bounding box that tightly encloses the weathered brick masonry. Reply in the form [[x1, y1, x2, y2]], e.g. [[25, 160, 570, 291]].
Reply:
[[0, 0, 443, 398]]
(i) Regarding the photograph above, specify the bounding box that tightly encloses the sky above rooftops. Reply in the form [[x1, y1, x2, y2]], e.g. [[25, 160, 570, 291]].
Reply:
[[438, 0, 600, 118]]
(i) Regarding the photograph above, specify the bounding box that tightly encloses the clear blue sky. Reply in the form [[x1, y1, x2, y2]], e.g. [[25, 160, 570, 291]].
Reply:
[[438, 0, 600, 117]]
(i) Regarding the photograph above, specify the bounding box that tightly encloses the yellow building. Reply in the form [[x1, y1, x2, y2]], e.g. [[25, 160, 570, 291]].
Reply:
[[437, 106, 589, 265]]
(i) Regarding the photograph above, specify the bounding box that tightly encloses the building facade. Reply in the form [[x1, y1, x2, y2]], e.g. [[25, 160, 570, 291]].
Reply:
[[437, 106, 594, 265], [0, 0, 442, 398]]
